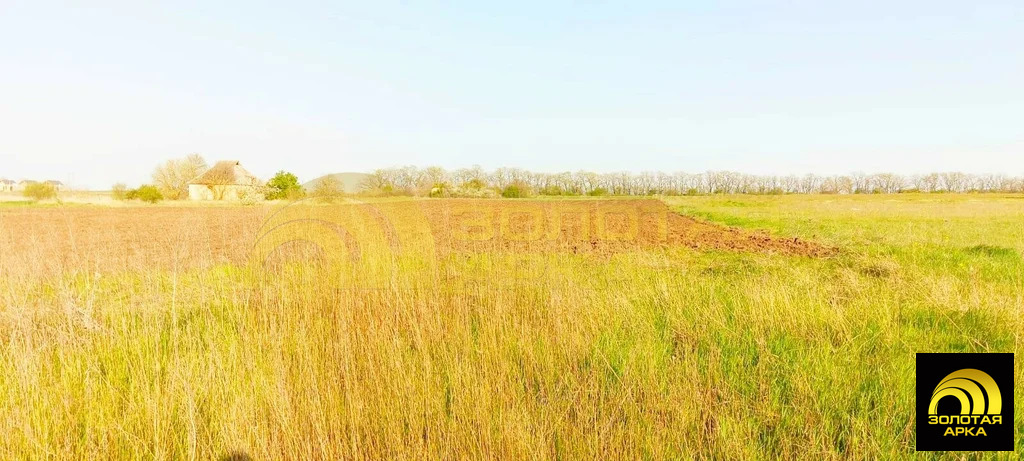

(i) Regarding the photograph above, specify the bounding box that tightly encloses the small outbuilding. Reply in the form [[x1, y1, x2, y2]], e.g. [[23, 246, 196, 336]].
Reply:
[[44, 180, 65, 191], [0, 179, 14, 192], [188, 160, 264, 201]]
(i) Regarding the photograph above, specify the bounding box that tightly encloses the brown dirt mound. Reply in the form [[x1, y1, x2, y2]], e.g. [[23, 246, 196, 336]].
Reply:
[[419, 199, 835, 257]]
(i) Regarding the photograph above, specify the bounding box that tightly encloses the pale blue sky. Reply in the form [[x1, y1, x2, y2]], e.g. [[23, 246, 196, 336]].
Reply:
[[1, 1, 1022, 188]]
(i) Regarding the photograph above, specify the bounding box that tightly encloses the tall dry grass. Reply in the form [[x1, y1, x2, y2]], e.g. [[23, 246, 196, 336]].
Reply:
[[0, 195, 1021, 459]]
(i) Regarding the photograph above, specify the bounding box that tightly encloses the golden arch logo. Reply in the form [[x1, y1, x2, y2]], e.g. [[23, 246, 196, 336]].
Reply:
[[928, 368, 1002, 415], [916, 353, 1014, 452]]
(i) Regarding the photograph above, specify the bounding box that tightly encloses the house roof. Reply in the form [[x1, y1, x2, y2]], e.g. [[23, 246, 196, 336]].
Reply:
[[190, 160, 262, 186], [44, 180, 64, 185], [0, 179, 14, 185], [18, 179, 37, 184]]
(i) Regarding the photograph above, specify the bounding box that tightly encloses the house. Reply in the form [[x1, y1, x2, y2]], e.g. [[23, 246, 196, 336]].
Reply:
[[44, 180, 65, 191], [16, 180, 37, 191], [188, 160, 264, 201], [0, 179, 14, 192]]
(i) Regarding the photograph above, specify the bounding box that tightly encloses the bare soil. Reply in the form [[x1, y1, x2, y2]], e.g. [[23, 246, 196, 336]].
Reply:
[[420, 199, 835, 257], [0, 199, 834, 277]]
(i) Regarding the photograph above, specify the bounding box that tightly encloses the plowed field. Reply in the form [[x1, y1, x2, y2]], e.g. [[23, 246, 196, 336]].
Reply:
[[0, 199, 833, 277]]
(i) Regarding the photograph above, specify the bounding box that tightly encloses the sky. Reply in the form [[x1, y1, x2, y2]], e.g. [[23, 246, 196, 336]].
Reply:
[[1, 1, 1022, 189]]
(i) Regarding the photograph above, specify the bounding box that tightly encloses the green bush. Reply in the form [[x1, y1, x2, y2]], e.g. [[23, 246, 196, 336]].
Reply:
[[501, 184, 528, 198], [22, 183, 57, 201], [460, 179, 486, 191], [538, 185, 564, 196], [587, 187, 609, 197], [135, 185, 163, 204], [428, 183, 450, 198], [446, 186, 499, 198], [265, 171, 305, 200]]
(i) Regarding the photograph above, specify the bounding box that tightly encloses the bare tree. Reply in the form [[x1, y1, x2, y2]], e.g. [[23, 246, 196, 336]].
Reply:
[[918, 173, 940, 192], [490, 167, 515, 190], [751, 175, 779, 194], [361, 169, 393, 192], [453, 165, 487, 189], [419, 166, 449, 192], [871, 173, 905, 194], [312, 175, 343, 202], [780, 175, 800, 194], [554, 172, 577, 194], [395, 166, 422, 193], [798, 174, 821, 194], [977, 174, 1002, 192], [573, 171, 599, 194], [152, 154, 208, 200], [940, 172, 969, 193], [850, 172, 872, 194]]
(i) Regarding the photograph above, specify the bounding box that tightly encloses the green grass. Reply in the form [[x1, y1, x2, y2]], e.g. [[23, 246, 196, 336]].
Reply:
[[0, 200, 39, 207], [0, 194, 1021, 459]]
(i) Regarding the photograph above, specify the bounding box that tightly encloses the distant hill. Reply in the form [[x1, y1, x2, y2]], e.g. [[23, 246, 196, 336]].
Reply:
[[303, 172, 370, 194]]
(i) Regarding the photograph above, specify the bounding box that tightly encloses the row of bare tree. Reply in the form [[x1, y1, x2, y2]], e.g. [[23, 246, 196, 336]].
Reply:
[[362, 166, 1024, 196]]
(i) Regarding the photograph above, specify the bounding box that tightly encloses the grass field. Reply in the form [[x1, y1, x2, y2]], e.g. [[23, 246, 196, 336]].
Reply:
[[0, 194, 1021, 459]]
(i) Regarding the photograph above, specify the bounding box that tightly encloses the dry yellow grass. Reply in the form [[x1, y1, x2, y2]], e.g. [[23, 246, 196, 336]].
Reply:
[[0, 195, 1021, 459]]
